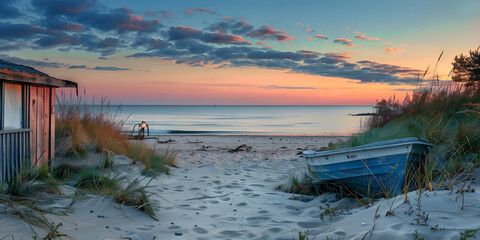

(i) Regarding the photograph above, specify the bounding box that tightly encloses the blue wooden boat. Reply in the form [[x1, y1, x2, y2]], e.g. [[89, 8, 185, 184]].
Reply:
[[303, 138, 433, 198]]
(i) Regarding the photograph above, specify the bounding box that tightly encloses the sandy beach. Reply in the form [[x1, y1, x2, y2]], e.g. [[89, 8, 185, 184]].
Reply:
[[1, 135, 479, 240]]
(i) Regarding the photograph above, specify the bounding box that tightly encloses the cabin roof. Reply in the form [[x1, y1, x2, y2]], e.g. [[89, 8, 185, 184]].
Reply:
[[0, 59, 77, 88]]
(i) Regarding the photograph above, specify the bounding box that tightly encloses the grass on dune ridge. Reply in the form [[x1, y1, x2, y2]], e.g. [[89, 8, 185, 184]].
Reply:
[[286, 49, 480, 198], [336, 47, 480, 181], [55, 94, 176, 173], [330, 78, 480, 191]]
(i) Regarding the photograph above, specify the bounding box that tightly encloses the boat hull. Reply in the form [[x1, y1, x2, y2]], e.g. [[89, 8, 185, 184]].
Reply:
[[304, 138, 432, 198]]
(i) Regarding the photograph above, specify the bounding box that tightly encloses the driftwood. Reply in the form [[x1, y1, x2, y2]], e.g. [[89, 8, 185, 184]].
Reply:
[[158, 139, 175, 144], [188, 140, 204, 144], [229, 144, 247, 153]]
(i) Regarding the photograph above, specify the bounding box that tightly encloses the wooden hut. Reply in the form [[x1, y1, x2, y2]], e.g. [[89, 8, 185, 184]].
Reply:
[[0, 59, 77, 182]]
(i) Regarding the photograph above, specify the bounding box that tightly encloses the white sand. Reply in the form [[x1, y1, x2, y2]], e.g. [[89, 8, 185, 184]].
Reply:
[[1, 135, 479, 240]]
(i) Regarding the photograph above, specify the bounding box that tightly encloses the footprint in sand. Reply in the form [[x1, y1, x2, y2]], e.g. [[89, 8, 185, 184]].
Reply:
[[212, 180, 222, 185], [297, 221, 322, 228], [222, 217, 237, 221], [189, 187, 201, 191], [168, 226, 181, 230], [257, 210, 269, 214], [208, 200, 219, 204], [246, 216, 271, 225], [267, 227, 283, 233], [193, 227, 208, 234], [219, 196, 230, 201], [236, 202, 247, 206], [334, 231, 347, 236], [136, 225, 155, 231], [249, 184, 265, 187]]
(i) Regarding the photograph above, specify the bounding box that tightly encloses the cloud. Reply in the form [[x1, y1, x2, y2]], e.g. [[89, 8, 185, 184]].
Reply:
[[183, 8, 218, 16], [207, 20, 254, 35], [346, 43, 356, 47], [247, 50, 306, 61], [382, 42, 392, 46], [306, 28, 314, 33], [93, 66, 131, 71], [246, 25, 295, 43], [314, 34, 328, 40], [77, 7, 162, 32], [132, 37, 171, 50], [263, 85, 317, 89], [68, 65, 87, 69], [67, 64, 131, 71], [385, 48, 405, 55], [0, 0, 22, 18], [316, 53, 352, 64], [144, 10, 174, 19], [307, 37, 312, 42], [333, 38, 352, 45], [355, 35, 379, 41], [175, 40, 213, 54], [0, 44, 21, 51], [0, 54, 65, 68], [167, 25, 202, 40], [31, 0, 97, 15], [168, 25, 251, 45], [0, 23, 48, 39], [39, 16, 85, 31], [256, 41, 265, 45], [212, 46, 251, 59]]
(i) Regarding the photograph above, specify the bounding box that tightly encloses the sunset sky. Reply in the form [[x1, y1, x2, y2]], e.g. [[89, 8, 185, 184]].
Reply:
[[1, 0, 479, 105]]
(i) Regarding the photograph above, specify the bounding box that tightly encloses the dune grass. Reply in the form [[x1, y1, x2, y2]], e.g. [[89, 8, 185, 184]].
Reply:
[[332, 80, 480, 192], [0, 162, 69, 239], [55, 94, 176, 173], [74, 169, 158, 220]]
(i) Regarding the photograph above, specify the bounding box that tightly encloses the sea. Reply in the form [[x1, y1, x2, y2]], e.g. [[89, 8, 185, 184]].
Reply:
[[89, 105, 373, 136]]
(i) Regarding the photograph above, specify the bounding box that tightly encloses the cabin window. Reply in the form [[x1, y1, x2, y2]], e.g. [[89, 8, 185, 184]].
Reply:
[[4, 83, 23, 129]]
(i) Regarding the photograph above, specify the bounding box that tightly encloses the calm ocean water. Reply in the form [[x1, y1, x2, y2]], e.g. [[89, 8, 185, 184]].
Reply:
[[90, 105, 373, 136]]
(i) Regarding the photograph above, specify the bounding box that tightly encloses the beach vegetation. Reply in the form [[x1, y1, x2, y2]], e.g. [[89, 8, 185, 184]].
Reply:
[[412, 230, 425, 240], [296, 230, 317, 240], [413, 189, 429, 225], [330, 48, 480, 194], [74, 169, 158, 220], [459, 228, 479, 240], [277, 173, 339, 197], [452, 48, 480, 94], [0, 163, 69, 239], [55, 94, 176, 173], [319, 205, 337, 222]]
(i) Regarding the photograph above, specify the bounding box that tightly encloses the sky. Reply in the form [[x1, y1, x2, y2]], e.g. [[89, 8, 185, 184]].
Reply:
[[0, 0, 479, 105]]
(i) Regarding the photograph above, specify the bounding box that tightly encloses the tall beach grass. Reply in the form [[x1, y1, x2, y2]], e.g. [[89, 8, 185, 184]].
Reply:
[[55, 93, 176, 173]]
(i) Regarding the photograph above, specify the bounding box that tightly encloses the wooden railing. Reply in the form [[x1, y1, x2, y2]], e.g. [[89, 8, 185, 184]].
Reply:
[[0, 129, 31, 182]]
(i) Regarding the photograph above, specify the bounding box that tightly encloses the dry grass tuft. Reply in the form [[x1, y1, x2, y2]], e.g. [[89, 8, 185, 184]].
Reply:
[[55, 94, 176, 173]]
